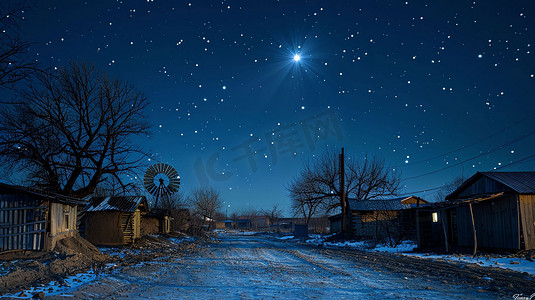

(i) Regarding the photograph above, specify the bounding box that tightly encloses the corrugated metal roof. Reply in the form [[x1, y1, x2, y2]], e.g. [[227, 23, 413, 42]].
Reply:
[[348, 196, 425, 211], [85, 196, 147, 213], [480, 172, 535, 194], [446, 172, 535, 200]]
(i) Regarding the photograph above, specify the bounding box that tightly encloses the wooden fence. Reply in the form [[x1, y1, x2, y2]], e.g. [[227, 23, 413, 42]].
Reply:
[[0, 198, 47, 251]]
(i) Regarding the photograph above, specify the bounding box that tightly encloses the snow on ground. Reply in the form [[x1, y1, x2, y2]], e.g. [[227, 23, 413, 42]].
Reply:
[[169, 236, 195, 245], [303, 234, 417, 253], [217, 230, 259, 236], [49, 234, 494, 299], [404, 253, 535, 276], [98, 247, 143, 259], [301, 234, 535, 276], [0, 270, 100, 299], [276, 235, 295, 240]]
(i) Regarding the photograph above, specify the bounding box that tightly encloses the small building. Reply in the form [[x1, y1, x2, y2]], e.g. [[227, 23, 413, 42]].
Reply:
[[348, 196, 428, 241], [0, 182, 83, 252], [236, 218, 252, 230], [83, 196, 149, 246], [417, 172, 535, 252], [141, 208, 172, 236], [328, 214, 342, 234], [235, 216, 270, 230], [271, 217, 328, 233]]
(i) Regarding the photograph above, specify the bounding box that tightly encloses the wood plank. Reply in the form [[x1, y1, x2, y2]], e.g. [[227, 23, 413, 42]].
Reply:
[[519, 195, 535, 250]]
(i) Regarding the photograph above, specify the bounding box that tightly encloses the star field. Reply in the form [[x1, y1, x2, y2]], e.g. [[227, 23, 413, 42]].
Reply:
[[12, 0, 535, 214]]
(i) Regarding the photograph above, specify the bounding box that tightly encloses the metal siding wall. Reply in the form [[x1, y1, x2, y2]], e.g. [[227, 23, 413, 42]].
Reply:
[[519, 195, 535, 250]]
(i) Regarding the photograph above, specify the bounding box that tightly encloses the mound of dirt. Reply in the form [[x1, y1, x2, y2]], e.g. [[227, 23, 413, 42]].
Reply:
[[0, 234, 110, 295]]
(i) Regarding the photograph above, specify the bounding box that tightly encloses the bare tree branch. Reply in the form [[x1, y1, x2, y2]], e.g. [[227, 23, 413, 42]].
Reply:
[[0, 2, 40, 92], [287, 148, 402, 222], [0, 62, 150, 198], [187, 186, 223, 221]]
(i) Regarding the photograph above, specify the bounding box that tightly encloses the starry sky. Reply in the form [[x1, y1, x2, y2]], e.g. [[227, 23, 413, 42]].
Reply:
[[11, 0, 535, 215]]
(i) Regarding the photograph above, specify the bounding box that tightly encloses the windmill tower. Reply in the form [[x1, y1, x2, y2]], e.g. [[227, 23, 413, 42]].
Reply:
[[143, 163, 180, 208]]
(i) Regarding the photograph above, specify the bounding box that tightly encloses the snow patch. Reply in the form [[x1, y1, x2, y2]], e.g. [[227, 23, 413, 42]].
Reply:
[[1, 270, 99, 299], [404, 253, 535, 276]]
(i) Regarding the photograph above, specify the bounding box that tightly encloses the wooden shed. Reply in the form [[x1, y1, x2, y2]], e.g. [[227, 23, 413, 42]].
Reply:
[[141, 208, 172, 236], [348, 196, 428, 241], [83, 196, 149, 246], [0, 182, 82, 252], [417, 172, 535, 251]]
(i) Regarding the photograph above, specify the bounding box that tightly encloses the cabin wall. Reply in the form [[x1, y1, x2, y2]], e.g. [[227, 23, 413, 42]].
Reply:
[[329, 216, 342, 234], [141, 216, 160, 236], [416, 210, 443, 248], [162, 216, 171, 234], [456, 195, 519, 249], [351, 211, 400, 239], [46, 202, 77, 250], [456, 205, 474, 247], [85, 211, 124, 245], [519, 195, 535, 250]]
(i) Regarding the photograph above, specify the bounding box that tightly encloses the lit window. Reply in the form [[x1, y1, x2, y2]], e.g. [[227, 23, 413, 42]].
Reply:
[[432, 212, 438, 223]]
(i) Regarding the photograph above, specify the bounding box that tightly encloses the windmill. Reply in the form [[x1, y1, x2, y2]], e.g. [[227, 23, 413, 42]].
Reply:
[[143, 163, 180, 208]]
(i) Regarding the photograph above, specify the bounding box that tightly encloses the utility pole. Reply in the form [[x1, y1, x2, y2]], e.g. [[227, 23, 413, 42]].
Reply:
[[340, 147, 346, 235]]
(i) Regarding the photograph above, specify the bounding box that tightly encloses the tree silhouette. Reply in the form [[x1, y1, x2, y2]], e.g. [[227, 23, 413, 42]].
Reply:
[[0, 62, 150, 197]]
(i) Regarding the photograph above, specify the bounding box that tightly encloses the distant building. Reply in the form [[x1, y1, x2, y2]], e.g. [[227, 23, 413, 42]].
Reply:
[[236, 216, 270, 230], [83, 196, 149, 246], [272, 217, 329, 234], [417, 172, 535, 251], [329, 196, 427, 240], [0, 182, 83, 252], [347, 195, 427, 241], [141, 208, 172, 236]]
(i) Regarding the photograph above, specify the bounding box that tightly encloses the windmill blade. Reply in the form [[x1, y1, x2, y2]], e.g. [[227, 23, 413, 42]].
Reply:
[[143, 163, 181, 198]]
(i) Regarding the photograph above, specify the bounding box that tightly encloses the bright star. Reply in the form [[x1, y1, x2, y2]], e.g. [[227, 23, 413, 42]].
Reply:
[[293, 54, 301, 62]]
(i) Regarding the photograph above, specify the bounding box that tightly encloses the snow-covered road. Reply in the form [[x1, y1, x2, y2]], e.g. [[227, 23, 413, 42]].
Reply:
[[47, 234, 502, 299]]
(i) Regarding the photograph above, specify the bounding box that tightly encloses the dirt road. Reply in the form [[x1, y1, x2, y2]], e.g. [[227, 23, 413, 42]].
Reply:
[[37, 233, 532, 299]]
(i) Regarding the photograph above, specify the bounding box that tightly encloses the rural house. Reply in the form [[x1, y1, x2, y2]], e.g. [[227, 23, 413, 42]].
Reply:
[[0, 182, 83, 252], [416, 172, 535, 252], [342, 196, 427, 241], [83, 196, 149, 246]]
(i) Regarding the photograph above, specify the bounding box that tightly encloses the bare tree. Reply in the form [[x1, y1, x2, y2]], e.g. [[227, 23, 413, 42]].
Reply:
[[156, 191, 185, 210], [0, 2, 39, 93], [187, 186, 223, 223], [237, 208, 261, 219], [288, 148, 401, 224], [261, 204, 284, 225], [433, 176, 466, 202], [0, 62, 150, 197], [288, 175, 328, 224], [92, 175, 143, 197]]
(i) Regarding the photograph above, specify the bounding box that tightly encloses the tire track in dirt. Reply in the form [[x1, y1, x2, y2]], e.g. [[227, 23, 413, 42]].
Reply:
[[310, 246, 534, 297]]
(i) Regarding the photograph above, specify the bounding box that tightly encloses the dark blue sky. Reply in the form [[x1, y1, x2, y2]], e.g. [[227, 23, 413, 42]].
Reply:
[[16, 0, 535, 214]]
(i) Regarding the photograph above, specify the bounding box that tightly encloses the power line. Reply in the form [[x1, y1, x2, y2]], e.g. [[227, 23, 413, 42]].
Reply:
[[403, 186, 443, 195], [395, 111, 535, 168], [402, 150, 535, 200], [403, 127, 535, 181], [495, 153, 535, 170]]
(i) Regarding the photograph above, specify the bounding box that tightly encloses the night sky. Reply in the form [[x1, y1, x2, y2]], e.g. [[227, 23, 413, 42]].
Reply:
[[11, 0, 535, 215]]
